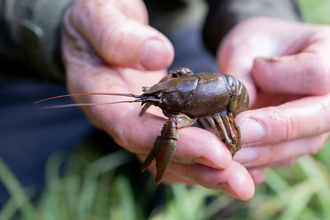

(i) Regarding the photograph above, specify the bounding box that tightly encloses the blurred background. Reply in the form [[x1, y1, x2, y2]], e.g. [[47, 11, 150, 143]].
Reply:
[[1, 0, 330, 219]]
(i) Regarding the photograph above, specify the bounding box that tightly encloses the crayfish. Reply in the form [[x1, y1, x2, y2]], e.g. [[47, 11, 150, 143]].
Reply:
[[35, 67, 249, 184]]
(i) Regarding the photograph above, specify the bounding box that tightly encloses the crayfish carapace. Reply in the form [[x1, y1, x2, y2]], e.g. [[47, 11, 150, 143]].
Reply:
[[35, 67, 249, 184]]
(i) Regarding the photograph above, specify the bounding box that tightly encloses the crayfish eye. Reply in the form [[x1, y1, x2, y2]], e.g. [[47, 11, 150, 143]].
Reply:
[[154, 92, 162, 99]]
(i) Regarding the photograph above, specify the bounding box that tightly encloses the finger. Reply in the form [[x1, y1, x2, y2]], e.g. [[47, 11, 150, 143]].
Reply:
[[247, 168, 265, 184], [152, 171, 196, 185], [136, 154, 196, 185], [216, 18, 283, 105], [117, 115, 232, 170], [234, 133, 329, 167], [249, 21, 330, 96], [235, 94, 330, 146], [68, 0, 174, 70], [266, 158, 296, 168], [252, 52, 330, 95], [218, 18, 330, 104], [167, 161, 255, 200]]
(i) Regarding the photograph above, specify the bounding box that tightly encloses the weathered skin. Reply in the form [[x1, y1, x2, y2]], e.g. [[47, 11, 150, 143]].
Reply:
[[138, 67, 249, 184]]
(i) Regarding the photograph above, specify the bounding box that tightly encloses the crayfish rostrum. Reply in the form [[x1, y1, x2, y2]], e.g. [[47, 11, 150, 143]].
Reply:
[[35, 67, 249, 184]]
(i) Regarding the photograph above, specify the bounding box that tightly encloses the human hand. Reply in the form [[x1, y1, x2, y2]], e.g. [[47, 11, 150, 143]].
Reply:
[[61, 0, 254, 200], [218, 17, 330, 183]]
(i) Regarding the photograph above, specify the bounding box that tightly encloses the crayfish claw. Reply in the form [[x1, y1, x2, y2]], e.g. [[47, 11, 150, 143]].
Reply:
[[141, 115, 195, 184], [153, 138, 177, 184], [141, 150, 155, 172], [141, 135, 177, 184]]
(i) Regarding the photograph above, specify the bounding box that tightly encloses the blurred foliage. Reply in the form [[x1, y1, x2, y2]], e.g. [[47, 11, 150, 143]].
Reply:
[[297, 0, 330, 24], [1, 138, 330, 220], [1, 1, 330, 220]]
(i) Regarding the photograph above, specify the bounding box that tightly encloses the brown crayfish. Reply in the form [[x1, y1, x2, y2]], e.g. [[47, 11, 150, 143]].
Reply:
[[35, 67, 249, 184]]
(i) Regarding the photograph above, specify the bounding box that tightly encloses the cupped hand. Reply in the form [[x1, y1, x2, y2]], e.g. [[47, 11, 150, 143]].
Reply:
[[61, 0, 254, 200], [218, 17, 330, 182]]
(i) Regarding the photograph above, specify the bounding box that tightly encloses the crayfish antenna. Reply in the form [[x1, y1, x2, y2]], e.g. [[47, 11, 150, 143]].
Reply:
[[34, 92, 142, 109], [38, 100, 142, 110], [34, 92, 140, 104]]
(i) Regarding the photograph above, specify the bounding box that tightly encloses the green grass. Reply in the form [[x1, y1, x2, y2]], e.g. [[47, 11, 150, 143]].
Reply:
[[2, 1, 330, 219], [3, 142, 330, 220], [297, 0, 330, 24]]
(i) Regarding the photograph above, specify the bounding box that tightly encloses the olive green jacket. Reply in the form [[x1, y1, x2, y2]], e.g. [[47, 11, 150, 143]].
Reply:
[[0, 0, 72, 81], [0, 0, 301, 81]]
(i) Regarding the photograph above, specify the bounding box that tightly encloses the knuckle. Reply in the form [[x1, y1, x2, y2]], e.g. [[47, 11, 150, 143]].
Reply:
[[267, 146, 284, 164], [267, 107, 296, 142], [253, 144, 280, 165], [285, 115, 296, 141], [97, 22, 121, 59], [310, 134, 329, 154], [186, 167, 200, 183], [269, 158, 296, 168], [266, 154, 281, 165], [307, 55, 330, 94]]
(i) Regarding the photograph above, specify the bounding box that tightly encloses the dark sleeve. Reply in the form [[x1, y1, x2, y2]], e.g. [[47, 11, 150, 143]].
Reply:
[[203, 0, 303, 55], [0, 0, 72, 81]]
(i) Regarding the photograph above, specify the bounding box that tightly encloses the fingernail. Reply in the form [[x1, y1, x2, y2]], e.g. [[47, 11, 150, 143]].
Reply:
[[240, 118, 265, 144], [216, 182, 241, 200], [263, 56, 280, 62], [141, 39, 171, 70], [194, 157, 221, 169], [234, 147, 257, 164]]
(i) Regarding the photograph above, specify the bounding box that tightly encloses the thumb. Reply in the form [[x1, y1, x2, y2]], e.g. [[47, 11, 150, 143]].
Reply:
[[68, 0, 174, 70], [252, 52, 330, 95]]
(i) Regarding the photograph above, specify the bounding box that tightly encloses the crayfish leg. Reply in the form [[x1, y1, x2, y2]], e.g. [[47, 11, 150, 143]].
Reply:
[[158, 67, 194, 83], [223, 115, 237, 145], [205, 117, 224, 140], [168, 67, 194, 78], [228, 113, 242, 151], [214, 115, 238, 156]]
